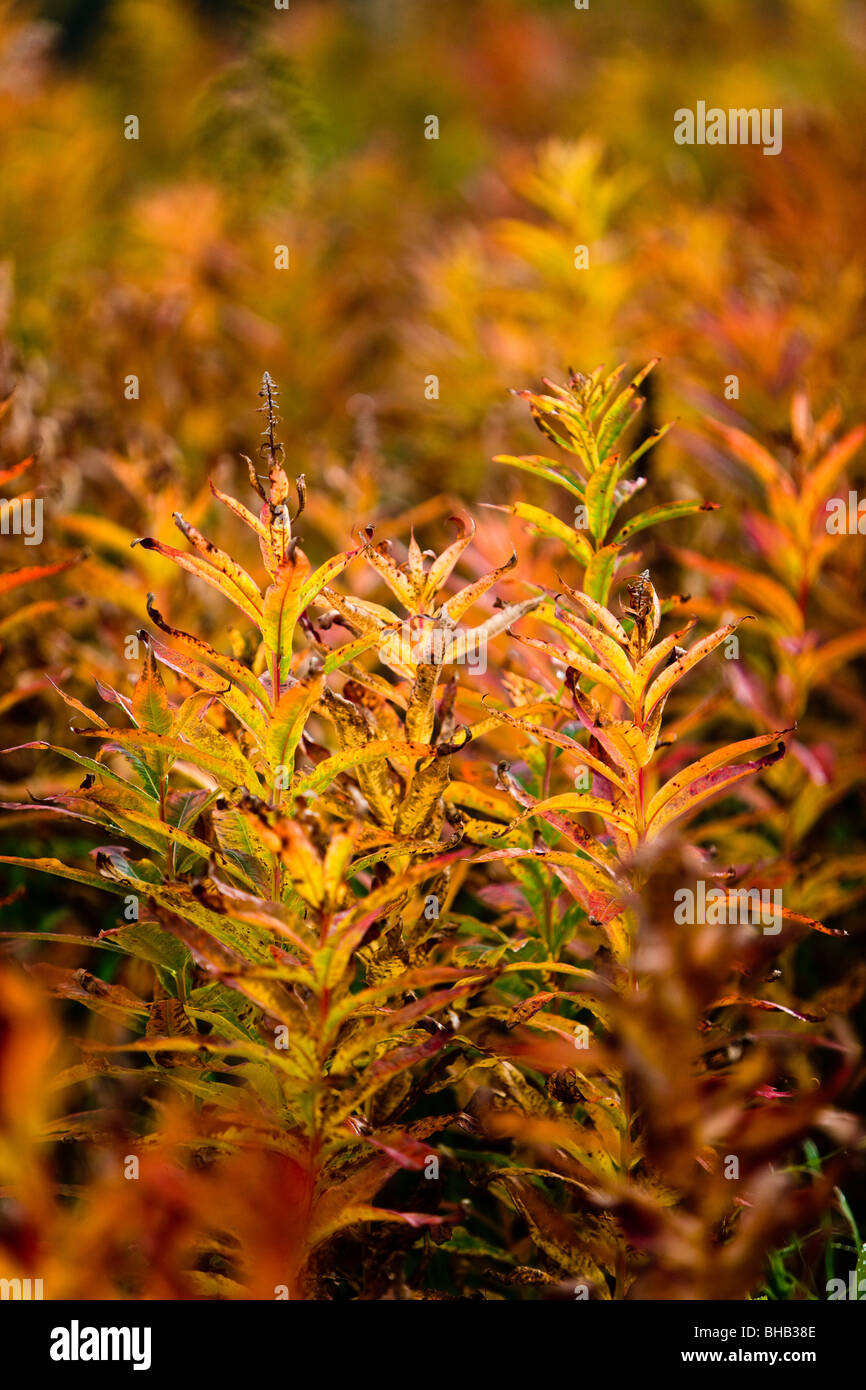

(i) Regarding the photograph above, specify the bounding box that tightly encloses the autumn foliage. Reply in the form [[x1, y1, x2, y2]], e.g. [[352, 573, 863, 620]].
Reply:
[[1, 0, 865, 1302]]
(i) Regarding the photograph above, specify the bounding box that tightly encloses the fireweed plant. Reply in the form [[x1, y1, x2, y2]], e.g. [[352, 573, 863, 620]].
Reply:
[[670, 401, 866, 930], [0, 368, 861, 1299]]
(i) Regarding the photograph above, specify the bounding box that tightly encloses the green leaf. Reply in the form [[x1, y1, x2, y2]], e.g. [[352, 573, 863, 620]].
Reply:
[[132, 536, 262, 627], [77, 727, 264, 798], [263, 557, 309, 688], [293, 738, 429, 799], [481, 502, 593, 564], [582, 543, 625, 605], [596, 358, 657, 458], [585, 452, 628, 540], [0, 855, 128, 894], [98, 920, 194, 982], [610, 498, 719, 546], [493, 454, 585, 500], [265, 673, 325, 784]]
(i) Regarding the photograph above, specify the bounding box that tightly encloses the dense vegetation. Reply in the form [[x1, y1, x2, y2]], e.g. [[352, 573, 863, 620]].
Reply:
[[0, 0, 864, 1300]]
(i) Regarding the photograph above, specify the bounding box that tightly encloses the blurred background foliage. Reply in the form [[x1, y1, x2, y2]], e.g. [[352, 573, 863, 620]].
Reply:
[[1, 0, 865, 500]]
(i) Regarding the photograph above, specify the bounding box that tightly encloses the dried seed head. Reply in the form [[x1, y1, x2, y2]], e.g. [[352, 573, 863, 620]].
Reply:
[[547, 1068, 584, 1103], [621, 569, 661, 659]]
